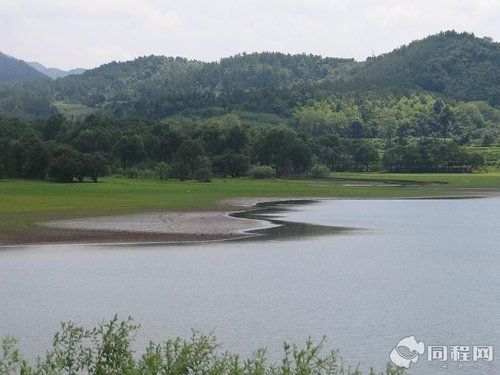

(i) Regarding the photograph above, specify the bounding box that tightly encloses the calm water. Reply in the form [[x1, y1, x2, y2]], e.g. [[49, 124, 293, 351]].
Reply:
[[1, 198, 499, 374]]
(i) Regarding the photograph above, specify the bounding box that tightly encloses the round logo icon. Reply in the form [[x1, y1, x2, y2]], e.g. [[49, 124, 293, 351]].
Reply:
[[390, 336, 425, 368]]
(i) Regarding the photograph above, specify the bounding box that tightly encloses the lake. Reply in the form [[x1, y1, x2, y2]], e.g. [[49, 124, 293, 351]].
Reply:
[[1, 197, 499, 374]]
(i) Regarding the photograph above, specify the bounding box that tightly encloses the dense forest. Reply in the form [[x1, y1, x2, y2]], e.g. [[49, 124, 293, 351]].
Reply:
[[0, 31, 498, 181], [0, 95, 491, 182]]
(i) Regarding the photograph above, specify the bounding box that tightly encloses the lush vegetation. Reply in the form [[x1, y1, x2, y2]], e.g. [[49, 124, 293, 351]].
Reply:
[[1, 94, 497, 183], [0, 31, 498, 182], [1, 31, 498, 117], [1, 316, 403, 375], [0, 33, 498, 181], [342, 32, 500, 106]]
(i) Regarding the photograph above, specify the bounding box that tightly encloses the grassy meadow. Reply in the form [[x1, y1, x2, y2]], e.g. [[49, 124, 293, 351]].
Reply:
[[1, 172, 499, 233], [52, 101, 96, 121]]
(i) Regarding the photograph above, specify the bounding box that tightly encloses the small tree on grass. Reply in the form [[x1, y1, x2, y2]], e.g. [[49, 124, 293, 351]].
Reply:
[[154, 161, 170, 180]]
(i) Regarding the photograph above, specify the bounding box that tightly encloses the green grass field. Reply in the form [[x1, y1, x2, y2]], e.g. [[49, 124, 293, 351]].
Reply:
[[53, 101, 95, 120], [1, 173, 499, 231]]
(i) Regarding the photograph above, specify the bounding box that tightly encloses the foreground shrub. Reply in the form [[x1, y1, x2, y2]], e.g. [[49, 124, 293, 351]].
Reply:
[[0, 317, 406, 375], [248, 165, 276, 179]]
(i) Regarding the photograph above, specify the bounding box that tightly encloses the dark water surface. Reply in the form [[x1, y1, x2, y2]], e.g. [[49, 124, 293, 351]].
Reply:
[[1, 198, 499, 374]]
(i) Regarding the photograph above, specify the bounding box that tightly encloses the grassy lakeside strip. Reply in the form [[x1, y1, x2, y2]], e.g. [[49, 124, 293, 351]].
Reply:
[[0, 172, 498, 221], [0, 173, 498, 215]]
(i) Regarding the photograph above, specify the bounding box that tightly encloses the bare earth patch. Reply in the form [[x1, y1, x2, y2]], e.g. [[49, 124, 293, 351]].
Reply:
[[0, 226, 240, 246], [44, 211, 274, 235], [0, 210, 279, 246]]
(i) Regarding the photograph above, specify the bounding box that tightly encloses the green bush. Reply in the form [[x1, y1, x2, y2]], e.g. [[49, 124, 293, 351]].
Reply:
[[125, 168, 139, 179], [310, 164, 332, 178], [194, 167, 213, 182], [154, 161, 170, 180], [248, 165, 276, 179], [0, 317, 406, 375]]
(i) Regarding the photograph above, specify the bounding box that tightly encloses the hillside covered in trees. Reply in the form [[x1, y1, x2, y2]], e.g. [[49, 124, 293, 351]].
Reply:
[[339, 31, 500, 105], [1, 31, 498, 117], [0, 53, 49, 83], [0, 31, 499, 181]]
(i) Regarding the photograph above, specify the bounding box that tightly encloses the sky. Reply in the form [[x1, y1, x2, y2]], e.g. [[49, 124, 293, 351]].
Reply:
[[1, 0, 499, 70]]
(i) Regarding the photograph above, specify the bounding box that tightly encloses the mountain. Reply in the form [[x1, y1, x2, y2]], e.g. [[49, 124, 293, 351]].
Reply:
[[53, 53, 352, 107], [27, 61, 85, 79], [0, 52, 49, 82], [53, 32, 500, 117], [0, 31, 499, 118], [341, 31, 500, 105]]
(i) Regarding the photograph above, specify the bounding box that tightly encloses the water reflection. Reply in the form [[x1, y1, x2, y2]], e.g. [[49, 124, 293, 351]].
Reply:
[[231, 200, 356, 241]]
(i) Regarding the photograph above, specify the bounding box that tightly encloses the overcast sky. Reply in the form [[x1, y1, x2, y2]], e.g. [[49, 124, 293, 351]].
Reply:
[[1, 0, 499, 70]]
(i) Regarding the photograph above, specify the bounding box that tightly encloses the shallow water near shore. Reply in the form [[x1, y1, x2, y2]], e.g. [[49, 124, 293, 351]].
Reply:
[[1, 197, 499, 374]]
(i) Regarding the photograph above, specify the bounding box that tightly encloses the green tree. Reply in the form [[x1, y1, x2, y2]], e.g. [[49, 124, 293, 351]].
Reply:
[[154, 161, 170, 180], [21, 138, 50, 179], [350, 141, 379, 171], [81, 152, 108, 182], [254, 128, 312, 176], [113, 135, 145, 169], [48, 144, 82, 182], [171, 139, 206, 180]]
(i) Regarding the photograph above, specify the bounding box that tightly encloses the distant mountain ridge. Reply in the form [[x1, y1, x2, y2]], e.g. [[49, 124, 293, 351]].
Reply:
[[27, 61, 86, 79], [0, 52, 49, 82]]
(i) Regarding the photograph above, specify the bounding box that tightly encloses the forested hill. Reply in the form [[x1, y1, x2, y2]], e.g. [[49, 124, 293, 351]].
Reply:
[[53, 31, 500, 111], [341, 31, 500, 106], [0, 52, 49, 82], [0, 31, 499, 118], [1, 32, 499, 181], [53, 53, 353, 108]]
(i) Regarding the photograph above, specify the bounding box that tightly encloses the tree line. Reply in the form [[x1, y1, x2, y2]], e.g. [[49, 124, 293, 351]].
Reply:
[[0, 111, 486, 182]]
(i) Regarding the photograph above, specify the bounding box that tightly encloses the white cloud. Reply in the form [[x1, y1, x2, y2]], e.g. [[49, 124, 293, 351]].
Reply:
[[0, 0, 498, 70]]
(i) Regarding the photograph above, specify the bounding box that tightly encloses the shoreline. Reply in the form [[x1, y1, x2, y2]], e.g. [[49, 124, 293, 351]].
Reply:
[[1, 193, 498, 247]]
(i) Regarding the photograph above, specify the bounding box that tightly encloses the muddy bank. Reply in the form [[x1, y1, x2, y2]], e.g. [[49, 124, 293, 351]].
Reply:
[[0, 226, 242, 246], [1, 199, 337, 246]]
